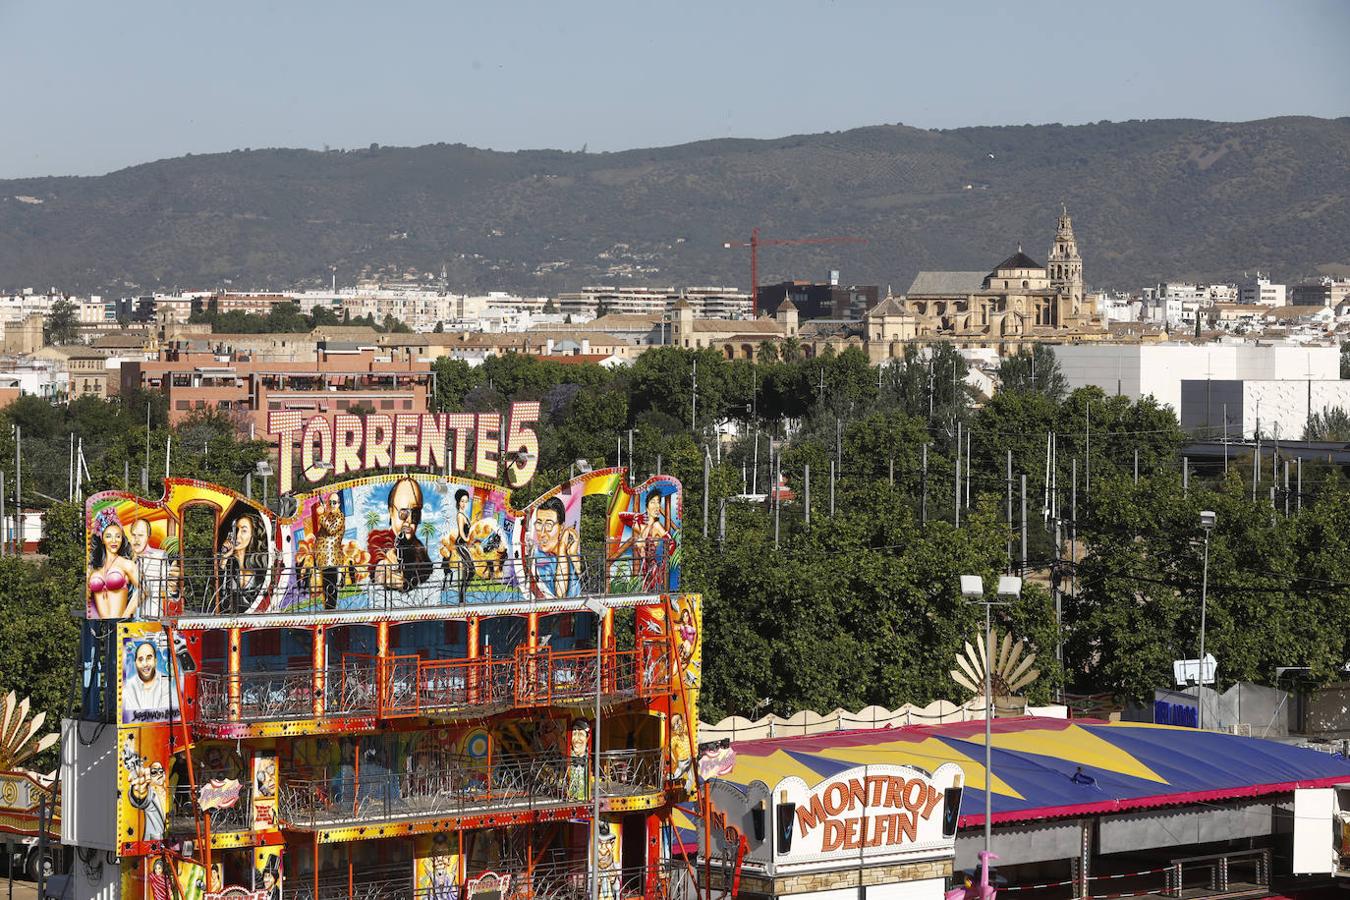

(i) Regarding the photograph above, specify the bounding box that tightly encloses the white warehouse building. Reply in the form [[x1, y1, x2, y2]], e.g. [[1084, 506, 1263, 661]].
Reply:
[[1180, 379, 1350, 440], [1050, 342, 1340, 417]]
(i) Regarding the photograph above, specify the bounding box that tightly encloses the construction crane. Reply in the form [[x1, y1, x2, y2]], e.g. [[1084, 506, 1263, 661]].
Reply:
[[723, 228, 868, 317]]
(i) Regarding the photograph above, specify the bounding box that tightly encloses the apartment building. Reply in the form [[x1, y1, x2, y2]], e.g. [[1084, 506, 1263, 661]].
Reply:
[[1237, 273, 1287, 307], [1290, 277, 1350, 308], [557, 286, 751, 320], [123, 348, 433, 427]]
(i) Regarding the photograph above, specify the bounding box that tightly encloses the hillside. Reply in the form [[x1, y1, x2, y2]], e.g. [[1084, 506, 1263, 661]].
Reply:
[[2, 117, 1348, 295]]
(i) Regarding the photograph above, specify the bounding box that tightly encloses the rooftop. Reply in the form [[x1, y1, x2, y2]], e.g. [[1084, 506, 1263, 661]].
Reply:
[[994, 250, 1043, 271], [689, 318, 782, 334], [677, 716, 1350, 835], [906, 271, 988, 297]]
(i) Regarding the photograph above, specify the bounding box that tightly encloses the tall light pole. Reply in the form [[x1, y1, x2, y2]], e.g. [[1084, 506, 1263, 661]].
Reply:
[[582, 597, 606, 900], [1198, 510, 1216, 730], [960, 574, 1022, 861]]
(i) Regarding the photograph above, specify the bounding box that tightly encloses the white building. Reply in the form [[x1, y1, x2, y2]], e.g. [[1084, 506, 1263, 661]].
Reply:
[[1237, 273, 1286, 307], [0, 290, 60, 323], [556, 286, 751, 320], [1181, 378, 1350, 440], [1051, 341, 1340, 415], [1095, 292, 1140, 324]]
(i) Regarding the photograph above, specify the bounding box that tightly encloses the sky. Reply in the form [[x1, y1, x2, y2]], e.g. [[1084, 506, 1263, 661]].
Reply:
[[4, 0, 1348, 179]]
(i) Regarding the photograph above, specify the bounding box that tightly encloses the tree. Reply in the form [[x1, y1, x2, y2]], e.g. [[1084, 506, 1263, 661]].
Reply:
[[1305, 407, 1350, 441], [45, 298, 79, 345], [431, 358, 484, 411], [996, 345, 1067, 401]]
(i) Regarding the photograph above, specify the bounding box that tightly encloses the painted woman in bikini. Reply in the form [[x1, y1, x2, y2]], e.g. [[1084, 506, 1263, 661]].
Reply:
[[88, 511, 141, 619]]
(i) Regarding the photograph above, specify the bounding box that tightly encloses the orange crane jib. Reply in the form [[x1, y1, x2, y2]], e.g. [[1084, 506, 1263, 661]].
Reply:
[[722, 228, 868, 317]]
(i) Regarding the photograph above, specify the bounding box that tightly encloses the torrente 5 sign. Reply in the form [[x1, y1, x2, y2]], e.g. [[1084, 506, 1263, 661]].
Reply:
[[267, 401, 542, 494]]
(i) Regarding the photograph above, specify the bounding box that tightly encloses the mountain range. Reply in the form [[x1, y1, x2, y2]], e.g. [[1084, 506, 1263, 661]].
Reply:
[[2, 116, 1347, 297]]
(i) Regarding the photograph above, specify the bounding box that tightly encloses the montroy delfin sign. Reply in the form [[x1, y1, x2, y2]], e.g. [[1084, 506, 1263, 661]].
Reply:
[[706, 762, 964, 876], [773, 763, 964, 870], [267, 401, 542, 494]]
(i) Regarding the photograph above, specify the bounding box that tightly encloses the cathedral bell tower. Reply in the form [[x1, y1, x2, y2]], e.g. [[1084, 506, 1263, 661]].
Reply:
[[1047, 203, 1084, 306]]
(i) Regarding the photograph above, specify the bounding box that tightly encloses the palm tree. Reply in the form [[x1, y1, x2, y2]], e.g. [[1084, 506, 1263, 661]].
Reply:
[[418, 520, 437, 547], [364, 509, 381, 533]]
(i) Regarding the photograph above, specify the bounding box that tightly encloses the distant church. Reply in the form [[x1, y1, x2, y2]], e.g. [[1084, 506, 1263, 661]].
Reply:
[[893, 205, 1102, 353], [667, 206, 1104, 364]]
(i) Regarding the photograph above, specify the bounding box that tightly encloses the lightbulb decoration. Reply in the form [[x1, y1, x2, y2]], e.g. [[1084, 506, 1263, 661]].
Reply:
[[0, 692, 58, 771], [951, 628, 1039, 699]]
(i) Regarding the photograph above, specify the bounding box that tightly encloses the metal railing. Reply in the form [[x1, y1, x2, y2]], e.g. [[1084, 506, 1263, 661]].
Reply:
[[288, 863, 678, 900], [196, 656, 378, 725], [515, 642, 672, 705], [145, 551, 672, 619], [277, 748, 663, 829], [379, 654, 517, 718], [190, 640, 669, 728], [1163, 848, 1270, 897], [165, 784, 252, 835]]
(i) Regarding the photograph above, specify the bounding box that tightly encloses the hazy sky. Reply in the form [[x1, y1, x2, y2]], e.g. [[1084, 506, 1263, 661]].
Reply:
[[4, 0, 1348, 179]]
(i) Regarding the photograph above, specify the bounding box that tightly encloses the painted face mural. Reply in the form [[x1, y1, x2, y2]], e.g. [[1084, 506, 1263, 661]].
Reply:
[[87, 471, 682, 618]]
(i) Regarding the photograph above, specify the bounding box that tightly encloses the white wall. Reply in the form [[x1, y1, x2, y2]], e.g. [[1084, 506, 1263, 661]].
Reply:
[[1180, 378, 1350, 439], [1053, 343, 1340, 416], [1243, 380, 1350, 440]]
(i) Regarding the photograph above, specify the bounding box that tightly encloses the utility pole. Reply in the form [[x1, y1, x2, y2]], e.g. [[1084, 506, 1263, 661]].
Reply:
[[1053, 474, 1062, 683], [927, 356, 935, 423], [1252, 433, 1260, 502], [702, 448, 710, 538], [1133, 448, 1139, 484], [1198, 511, 1216, 729], [1222, 404, 1229, 474], [751, 431, 759, 496], [1297, 457, 1303, 513], [1182, 457, 1189, 495], [691, 359, 697, 433], [1071, 459, 1078, 598], [1005, 449, 1013, 569], [955, 421, 962, 528], [14, 425, 20, 554], [1284, 459, 1290, 516], [804, 463, 811, 526], [1020, 474, 1028, 572], [1084, 400, 1091, 500], [965, 428, 972, 510], [773, 454, 781, 549], [835, 417, 842, 474], [921, 443, 928, 525]]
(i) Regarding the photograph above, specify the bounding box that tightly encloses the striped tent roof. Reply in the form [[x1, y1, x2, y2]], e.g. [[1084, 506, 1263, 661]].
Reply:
[[675, 717, 1350, 843]]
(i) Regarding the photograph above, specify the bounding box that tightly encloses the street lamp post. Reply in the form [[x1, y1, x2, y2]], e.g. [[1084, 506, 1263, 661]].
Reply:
[[582, 597, 606, 900], [254, 461, 274, 505], [961, 574, 1022, 861], [1198, 510, 1216, 729]]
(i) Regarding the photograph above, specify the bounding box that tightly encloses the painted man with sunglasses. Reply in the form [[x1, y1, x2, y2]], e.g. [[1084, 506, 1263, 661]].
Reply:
[[367, 477, 434, 591]]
